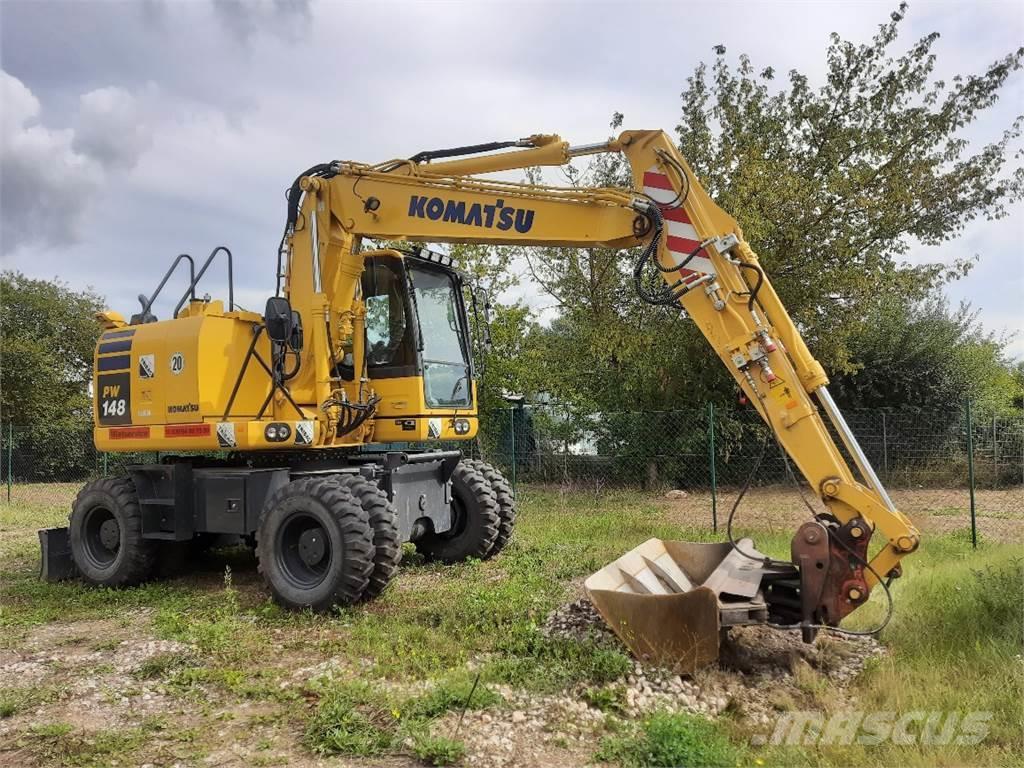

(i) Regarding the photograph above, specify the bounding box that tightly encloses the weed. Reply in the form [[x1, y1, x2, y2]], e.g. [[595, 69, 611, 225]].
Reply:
[[596, 710, 740, 767], [402, 674, 503, 720], [133, 651, 196, 679], [1, 685, 62, 718], [305, 681, 396, 757], [487, 625, 630, 692], [20, 723, 147, 768], [583, 685, 627, 714], [0, 697, 17, 718], [411, 732, 466, 766], [29, 721, 74, 738]]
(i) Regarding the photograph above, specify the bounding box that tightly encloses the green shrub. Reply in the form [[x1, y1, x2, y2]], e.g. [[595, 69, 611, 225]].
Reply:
[[403, 675, 503, 720], [306, 682, 395, 757], [596, 710, 739, 767], [411, 732, 466, 766], [583, 685, 627, 714], [487, 624, 630, 691]]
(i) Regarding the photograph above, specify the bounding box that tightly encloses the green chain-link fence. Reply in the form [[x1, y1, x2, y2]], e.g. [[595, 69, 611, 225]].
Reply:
[[473, 402, 1024, 546], [2, 402, 1022, 546]]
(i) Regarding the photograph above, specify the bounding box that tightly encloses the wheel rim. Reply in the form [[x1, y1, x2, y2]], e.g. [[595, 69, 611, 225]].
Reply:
[[276, 512, 333, 589], [441, 496, 468, 540], [81, 505, 120, 570]]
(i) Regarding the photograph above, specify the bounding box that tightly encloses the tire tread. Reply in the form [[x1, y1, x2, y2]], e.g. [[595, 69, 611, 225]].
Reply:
[[69, 475, 155, 587], [255, 476, 374, 610], [328, 474, 401, 601]]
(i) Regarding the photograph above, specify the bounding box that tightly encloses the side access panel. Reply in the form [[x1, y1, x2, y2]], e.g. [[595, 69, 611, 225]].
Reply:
[[193, 468, 289, 535]]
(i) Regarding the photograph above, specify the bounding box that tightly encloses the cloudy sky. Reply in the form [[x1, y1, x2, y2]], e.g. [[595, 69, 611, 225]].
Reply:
[[2, 0, 1022, 355]]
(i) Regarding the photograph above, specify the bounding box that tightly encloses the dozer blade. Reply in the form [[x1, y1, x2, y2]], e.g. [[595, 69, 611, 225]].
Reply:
[[584, 538, 781, 671]]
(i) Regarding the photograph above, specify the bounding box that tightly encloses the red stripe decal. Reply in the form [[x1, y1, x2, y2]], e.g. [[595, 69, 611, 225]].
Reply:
[[165, 423, 211, 438], [110, 426, 150, 440], [661, 207, 692, 224], [666, 235, 702, 254], [642, 171, 673, 190]]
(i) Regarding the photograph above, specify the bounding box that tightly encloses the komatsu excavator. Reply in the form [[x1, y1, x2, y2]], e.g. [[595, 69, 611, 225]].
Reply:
[[39, 129, 919, 669]]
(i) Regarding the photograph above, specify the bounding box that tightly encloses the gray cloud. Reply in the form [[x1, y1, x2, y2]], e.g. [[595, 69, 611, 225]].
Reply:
[[1, 71, 101, 250], [73, 85, 153, 170], [1, 72, 155, 251], [211, 0, 311, 43], [0, 0, 1020, 351]]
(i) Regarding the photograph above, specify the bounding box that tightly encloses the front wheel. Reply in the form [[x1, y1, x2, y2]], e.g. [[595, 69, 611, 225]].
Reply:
[[415, 463, 499, 563], [256, 477, 374, 611], [462, 460, 515, 559], [69, 476, 155, 587]]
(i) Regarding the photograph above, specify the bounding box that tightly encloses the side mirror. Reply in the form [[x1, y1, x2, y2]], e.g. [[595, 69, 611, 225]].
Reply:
[[477, 288, 492, 324], [289, 310, 304, 352], [264, 297, 293, 342], [474, 288, 492, 351]]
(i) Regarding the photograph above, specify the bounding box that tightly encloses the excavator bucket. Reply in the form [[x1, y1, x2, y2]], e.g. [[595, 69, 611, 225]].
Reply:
[[584, 538, 777, 672]]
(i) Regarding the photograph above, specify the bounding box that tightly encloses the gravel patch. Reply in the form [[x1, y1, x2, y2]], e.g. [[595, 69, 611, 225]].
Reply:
[[543, 596, 885, 726]]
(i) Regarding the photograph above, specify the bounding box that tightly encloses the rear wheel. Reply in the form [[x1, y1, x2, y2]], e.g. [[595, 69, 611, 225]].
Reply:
[[415, 463, 499, 563], [464, 460, 515, 559], [69, 476, 155, 587], [256, 477, 374, 611], [327, 474, 402, 601]]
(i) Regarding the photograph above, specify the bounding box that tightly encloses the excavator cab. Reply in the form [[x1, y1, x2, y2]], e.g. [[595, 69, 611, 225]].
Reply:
[[358, 249, 478, 444]]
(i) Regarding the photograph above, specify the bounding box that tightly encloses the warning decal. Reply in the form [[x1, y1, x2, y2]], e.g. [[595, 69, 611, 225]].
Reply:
[[216, 422, 237, 448], [295, 421, 314, 445], [427, 418, 442, 439]]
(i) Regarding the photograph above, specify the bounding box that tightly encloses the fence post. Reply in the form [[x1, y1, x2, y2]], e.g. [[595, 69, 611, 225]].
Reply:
[[881, 411, 889, 480], [102, 451, 108, 477], [509, 407, 517, 492], [992, 414, 998, 486], [707, 402, 718, 533], [966, 398, 977, 549], [6, 423, 12, 503]]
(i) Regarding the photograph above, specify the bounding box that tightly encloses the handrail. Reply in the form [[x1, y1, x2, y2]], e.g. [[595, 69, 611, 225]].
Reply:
[[174, 246, 234, 317], [138, 254, 196, 318]]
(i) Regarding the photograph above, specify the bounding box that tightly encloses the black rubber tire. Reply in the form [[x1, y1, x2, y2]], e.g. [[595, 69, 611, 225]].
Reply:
[[415, 463, 499, 563], [255, 477, 374, 611], [69, 476, 156, 587], [464, 460, 516, 559], [327, 474, 401, 601]]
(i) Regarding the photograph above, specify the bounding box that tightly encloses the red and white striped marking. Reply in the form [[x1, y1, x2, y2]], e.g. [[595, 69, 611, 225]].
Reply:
[[642, 167, 715, 279]]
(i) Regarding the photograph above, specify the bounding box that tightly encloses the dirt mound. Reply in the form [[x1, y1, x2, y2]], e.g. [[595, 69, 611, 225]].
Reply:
[[543, 596, 884, 723]]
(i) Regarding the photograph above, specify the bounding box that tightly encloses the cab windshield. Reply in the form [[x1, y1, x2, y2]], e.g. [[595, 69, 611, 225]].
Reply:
[[408, 264, 472, 408]]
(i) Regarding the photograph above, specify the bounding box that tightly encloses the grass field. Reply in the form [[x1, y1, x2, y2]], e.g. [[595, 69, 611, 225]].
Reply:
[[1, 483, 1022, 767]]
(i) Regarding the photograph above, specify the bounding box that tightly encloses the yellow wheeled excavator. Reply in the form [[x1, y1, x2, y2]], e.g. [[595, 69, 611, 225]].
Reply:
[[40, 129, 919, 667]]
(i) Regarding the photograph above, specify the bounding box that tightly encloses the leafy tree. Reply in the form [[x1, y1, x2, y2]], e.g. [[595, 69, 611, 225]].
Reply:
[[828, 292, 1018, 411], [518, 5, 1022, 416], [0, 271, 104, 425], [1, 272, 106, 480], [675, 4, 1022, 374]]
